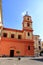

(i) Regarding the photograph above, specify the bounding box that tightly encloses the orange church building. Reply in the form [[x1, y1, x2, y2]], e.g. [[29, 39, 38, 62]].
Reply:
[[0, 0, 34, 57], [0, 13, 34, 57]]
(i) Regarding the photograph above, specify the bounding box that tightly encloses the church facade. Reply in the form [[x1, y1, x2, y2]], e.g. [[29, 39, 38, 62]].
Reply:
[[0, 14, 34, 57], [0, 0, 34, 57]]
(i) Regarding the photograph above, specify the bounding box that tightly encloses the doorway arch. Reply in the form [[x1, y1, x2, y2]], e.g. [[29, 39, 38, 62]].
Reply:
[[40, 51, 43, 56]]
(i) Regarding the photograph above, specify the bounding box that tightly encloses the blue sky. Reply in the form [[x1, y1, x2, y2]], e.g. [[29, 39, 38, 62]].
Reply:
[[2, 0, 43, 40]]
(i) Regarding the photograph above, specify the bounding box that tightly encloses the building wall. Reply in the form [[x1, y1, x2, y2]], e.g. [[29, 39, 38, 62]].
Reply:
[[23, 22, 32, 29], [0, 37, 34, 56], [41, 41, 43, 50], [0, 0, 2, 26], [2, 29, 24, 39], [26, 32, 33, 39], [33, 35, 41, 56], [2, 28, 33, 40], [0, 0, 1, 21]]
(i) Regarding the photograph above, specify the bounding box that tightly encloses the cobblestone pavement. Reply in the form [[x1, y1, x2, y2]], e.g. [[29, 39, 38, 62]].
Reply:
[[0, 57, 43, 65]]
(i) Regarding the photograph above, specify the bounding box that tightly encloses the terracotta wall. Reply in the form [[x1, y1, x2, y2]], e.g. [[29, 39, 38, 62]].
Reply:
[[0, 37, 34, 56]]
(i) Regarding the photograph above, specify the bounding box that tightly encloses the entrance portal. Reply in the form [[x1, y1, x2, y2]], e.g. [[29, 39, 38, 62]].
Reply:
[[10, 50, 14, 57], [40, 51, 43, 56]]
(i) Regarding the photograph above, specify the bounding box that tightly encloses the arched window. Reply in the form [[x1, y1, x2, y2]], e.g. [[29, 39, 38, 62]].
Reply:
[[28, 32, 30, 36], [27, 18, 29, 20], [27, 23, 30, 27], [28, 46, 30, 50]]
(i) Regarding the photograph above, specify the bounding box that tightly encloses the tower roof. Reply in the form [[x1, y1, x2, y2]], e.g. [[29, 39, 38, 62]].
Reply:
[[25, 11, 29, 16], [24, 11, 31, 17]]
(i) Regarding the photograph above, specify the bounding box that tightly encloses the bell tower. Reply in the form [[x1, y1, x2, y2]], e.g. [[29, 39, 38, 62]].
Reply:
[[22, 12, 33, 39], [0, 0, 3, 39]]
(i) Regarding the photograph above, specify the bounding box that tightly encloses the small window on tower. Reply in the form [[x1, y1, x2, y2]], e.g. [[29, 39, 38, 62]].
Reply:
[[28, 32, 30, 36], [27, 23, 30, 26], [11, 34, 14, 38], [27, 18, 29, 20], [3, 33, 7, 37]]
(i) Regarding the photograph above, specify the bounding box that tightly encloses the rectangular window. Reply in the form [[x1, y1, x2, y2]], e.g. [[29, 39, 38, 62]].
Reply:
[[28, 46, 30, 50], [39, 41, 40, 45], [11, 34, 14, 38], [39, 46, 41, 50], [27, 23, 30, 27], [3, 33, 7, 37], [18, 35, 21, 39]]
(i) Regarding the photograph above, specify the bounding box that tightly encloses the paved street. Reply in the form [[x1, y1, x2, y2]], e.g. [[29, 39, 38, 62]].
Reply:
[[0, 57, 43, 65]]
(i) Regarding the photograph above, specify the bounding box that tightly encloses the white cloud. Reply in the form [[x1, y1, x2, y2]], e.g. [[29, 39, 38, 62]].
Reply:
[[22, 11, 26, 16], [21, 10, 29, 17]]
